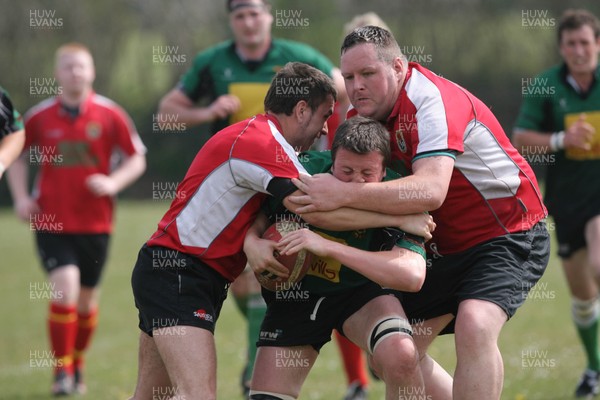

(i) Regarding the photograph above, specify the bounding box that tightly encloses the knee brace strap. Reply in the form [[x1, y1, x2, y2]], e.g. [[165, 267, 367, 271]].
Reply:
[[249, 390, 296, 400], [368, 317, 412, 355]]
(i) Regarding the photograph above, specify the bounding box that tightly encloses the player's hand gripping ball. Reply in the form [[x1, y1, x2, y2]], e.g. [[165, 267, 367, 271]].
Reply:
[[255, 221, 313, 291]]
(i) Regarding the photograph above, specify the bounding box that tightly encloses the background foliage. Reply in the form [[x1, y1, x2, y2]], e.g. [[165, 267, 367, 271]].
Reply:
[[1, 0, 600, 202]]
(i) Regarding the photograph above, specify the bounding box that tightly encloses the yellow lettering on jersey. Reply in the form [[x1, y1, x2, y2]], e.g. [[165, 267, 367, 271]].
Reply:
[[306, 232, 346, 283], [229, 83, 270, 124], [565, 111, 600, 160]]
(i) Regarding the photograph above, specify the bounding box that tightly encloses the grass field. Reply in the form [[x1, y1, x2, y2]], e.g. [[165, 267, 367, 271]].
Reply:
[[0, 200, 586, 399]]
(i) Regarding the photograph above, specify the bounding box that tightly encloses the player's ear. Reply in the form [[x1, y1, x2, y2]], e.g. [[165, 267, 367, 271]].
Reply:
[[264, 5, 273, 23], [293, 100, 308, 122], [392, 56, 405, 82]]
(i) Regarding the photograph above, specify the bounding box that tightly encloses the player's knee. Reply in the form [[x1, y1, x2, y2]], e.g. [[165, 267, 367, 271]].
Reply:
[[455, 303, 502, 342], [249, 391, 296, 400], [373, 335, 419, 382]]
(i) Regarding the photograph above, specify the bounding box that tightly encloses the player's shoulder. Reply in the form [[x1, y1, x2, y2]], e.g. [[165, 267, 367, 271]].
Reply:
[[534, 64, 563, 81], [224, 115, 270, 144], [408, 63, 438, 79], [90, 94, 131, 116], [273, 38, 314, 50], [25, 97, 57, 121], [409, 62, 463, 90], [190, 40, 234, 65], [405, 63, 444, 94], [272, 38, 324, 58]]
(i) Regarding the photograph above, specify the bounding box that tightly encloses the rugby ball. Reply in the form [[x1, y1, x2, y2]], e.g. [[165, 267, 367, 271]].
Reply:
[[255, 221, 313, 292]]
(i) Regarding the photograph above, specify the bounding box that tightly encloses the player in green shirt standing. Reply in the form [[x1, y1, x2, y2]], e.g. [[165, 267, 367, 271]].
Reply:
[[159, 0, 345, 134], [513, 9, 600, 398], [157, 0, 347, 395]]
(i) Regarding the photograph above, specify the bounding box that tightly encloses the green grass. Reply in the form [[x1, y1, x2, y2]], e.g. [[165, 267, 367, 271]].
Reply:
[[0, 201, 584, 399]]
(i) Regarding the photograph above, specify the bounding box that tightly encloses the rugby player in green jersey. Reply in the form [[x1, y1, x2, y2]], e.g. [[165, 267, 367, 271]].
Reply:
[[244, 117, 444, 400], [514, 9, 600, 398], [158, 0, 346, 133]]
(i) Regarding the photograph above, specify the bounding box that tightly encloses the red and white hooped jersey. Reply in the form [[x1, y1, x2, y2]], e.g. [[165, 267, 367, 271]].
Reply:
[[148, 114, 307, 281], [351, 63, 547, 256], [24, 93, 145, 234]]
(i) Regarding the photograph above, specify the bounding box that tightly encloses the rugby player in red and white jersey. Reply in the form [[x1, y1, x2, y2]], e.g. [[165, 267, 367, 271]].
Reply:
[[288, 26, 551, 400], [7, 43, 146, 396], [130, 62, 435, 400], [131, 62, 331, 400]]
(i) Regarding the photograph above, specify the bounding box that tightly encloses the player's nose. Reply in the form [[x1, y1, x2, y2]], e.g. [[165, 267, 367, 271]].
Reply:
[[350, 174, 365, 183]]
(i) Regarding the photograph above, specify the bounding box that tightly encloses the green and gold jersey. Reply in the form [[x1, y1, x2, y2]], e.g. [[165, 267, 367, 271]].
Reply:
[[179, 38, 335, 133], [514, 64, 600, 217], [265, 150, 425, 295]]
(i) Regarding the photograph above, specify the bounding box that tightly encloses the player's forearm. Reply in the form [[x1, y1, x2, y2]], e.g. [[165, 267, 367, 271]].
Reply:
[[512, 129, 552, 153], [244, 212, 270, 251], [301, 207, 410, 231], [109, 153, 146, 193], [6, 154, 30, 201], [158, 96, 215, 128], [340, 177, 443, 215], [341, 158, 451, 214], [324, 242, 425, 292], [0, 130, 25, 177]]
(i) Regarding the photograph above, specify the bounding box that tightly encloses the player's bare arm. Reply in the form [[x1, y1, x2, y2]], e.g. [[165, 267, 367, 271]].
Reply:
[[86, 153, 146, 197], [0, 128, 24, 179], [278, 228, 425, 292], [288, 156, 454, 215], [157, 88, 241, 129], [243, 212, 290, 279], [6, 153, 40, 221], [282, 188, 434, 239], [513, 114, 595, 152]]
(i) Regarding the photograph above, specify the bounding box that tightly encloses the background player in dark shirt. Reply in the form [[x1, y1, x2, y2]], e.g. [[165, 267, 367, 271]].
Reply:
[[0, 86, 25, 179]]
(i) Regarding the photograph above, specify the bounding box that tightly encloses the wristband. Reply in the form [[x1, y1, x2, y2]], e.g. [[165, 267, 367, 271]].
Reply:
[[549, 131, 565, 152]]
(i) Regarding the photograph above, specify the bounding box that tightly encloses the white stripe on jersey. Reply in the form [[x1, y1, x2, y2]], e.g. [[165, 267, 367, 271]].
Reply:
[[456, 120, 521, 200], [176, 161, 273, 249], [405, 69, 449, 154], [176, 118, 306, 250], [230, 158, 278, 193]]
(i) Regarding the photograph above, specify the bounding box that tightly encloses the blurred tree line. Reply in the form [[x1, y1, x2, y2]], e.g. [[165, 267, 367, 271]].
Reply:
[[1, 0, 599, 204]]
